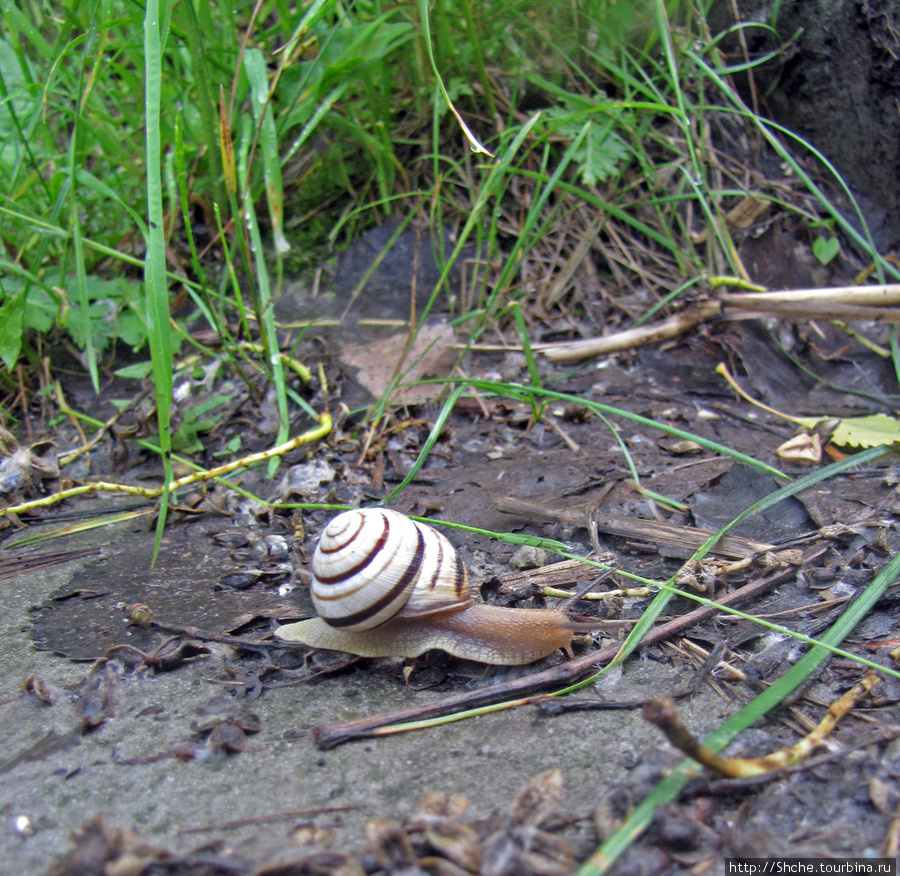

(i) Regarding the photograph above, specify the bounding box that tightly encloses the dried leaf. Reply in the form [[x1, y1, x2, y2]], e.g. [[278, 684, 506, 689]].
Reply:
[[425, 821, 482, 872], [207, 721, 247, 754], [340, 322, 458, 405], [365, 817, 421, 872], [23, 674, 57, 705], [47, 815, 169, 876], [482, 825, 574, 876], [418, 858, 473, 876], [506, 768, 564, 828], [869, 777, 900, 814], [777, 432, 822, 463], [254, 849, 366, 876], [417, 791, 470, 821], [0, 426, 20, 455], [694, 195, 769, 243], [70, 659, 116, 729]]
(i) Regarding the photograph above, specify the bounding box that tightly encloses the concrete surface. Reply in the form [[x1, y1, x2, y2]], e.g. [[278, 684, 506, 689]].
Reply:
[[0, 519, 728, 872]]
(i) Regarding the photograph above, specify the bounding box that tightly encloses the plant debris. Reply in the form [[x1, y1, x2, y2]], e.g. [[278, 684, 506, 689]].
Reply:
[[643, 672, 883, 778], [46, 771, 581, 876]]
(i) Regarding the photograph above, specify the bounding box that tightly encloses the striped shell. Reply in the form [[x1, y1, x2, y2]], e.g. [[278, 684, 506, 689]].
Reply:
[[310, 508, 471, 632]]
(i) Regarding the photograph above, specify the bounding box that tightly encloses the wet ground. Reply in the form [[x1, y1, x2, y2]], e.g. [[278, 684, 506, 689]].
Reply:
[[3, 304, 900, 873]]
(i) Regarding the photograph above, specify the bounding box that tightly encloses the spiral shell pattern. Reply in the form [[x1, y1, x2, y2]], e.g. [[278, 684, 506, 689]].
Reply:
[[310, 508, 470, 632]]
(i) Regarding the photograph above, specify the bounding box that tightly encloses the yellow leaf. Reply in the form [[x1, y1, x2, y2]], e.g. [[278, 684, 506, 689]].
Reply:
[[796, 414, 900, 448], [717, 364, 900, 450]]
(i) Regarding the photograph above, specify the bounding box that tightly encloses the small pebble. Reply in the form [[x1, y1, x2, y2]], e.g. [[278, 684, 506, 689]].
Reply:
[[509, 545, 548, 570]]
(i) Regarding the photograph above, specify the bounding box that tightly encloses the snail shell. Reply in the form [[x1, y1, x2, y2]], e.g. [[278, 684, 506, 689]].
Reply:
[[274, 508, 578, 665], [308, 508, 470, 631]]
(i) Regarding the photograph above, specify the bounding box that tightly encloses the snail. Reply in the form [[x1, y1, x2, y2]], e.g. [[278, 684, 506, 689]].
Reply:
[[274, 508, 583, 665]]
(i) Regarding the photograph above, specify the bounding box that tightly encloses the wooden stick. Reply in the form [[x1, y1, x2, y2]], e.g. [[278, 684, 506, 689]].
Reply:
[[723, 299, 900, 323], [493, 496, 775, 560], [539, 284, 900, 363], [539, 302, 719, 363], [724, 283, 900, 306], [643, 671, 881, 777]]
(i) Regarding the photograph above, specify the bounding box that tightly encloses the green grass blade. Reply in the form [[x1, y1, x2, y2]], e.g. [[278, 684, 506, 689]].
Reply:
[[508, 301, 542, 405], [0, 3, 52, 60], [176, 0, 226, 210], [414, 0, 493, 155], [2, 509, 153, 549], [281, 79, 352, 169], [143, 0, 174, 563], [237, 117, 289, 473], [69, 196, 96, 391], [381, 385, 466, 504], [62, 24, 98, 393], [459, 0, 496, 118], [891, 327, 900, 385], [244, 48, 289, 258], [174, 112, 207, 292]]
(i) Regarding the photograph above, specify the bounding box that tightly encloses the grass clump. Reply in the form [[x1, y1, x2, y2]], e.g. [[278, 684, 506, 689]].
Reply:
[[4, 0, 891, 401], [4, 0, 896, 540]]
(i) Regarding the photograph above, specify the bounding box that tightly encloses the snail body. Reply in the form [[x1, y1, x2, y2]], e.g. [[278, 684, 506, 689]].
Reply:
[[274, 508, 577, 665]]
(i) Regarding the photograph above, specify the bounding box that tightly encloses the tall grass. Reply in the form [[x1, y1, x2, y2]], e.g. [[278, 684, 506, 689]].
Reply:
[[3, 0, 890, 400]]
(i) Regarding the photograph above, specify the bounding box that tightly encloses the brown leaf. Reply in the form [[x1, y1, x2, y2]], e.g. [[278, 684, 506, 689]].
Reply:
[[253, 849, 366, 876], [365, 817, 421, 872], [425, 821, 482, 872], [417, 791, 470, 821], [505, 768, 564, 828], [207, 721, 246, 753], [70, 659, 116, 729], [340, 322, 458, 405], [482, 825, 574, 876], [47, 814, 169, 876], [23, 674, 57, 705]]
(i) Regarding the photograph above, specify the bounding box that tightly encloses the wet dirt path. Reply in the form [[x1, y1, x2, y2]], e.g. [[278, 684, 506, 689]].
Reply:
[[3, 333, 900, 872]]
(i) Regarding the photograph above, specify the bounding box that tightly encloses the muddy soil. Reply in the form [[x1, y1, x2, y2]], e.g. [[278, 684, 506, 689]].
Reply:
[[3, 312, 900, 874]]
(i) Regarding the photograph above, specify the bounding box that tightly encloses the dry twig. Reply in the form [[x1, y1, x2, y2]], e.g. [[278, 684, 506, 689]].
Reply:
[[643, 671, 882, 777], [538, 284, 900, 363]]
